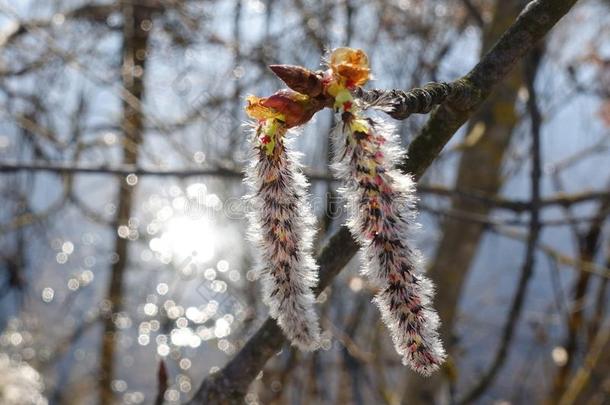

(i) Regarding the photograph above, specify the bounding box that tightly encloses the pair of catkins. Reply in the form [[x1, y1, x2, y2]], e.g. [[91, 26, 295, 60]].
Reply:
[[244, 48, 445, 375]]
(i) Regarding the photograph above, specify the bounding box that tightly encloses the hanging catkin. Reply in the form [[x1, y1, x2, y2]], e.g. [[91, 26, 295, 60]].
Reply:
[[244, 94, 320, 350], [326, 48, 446, 374]]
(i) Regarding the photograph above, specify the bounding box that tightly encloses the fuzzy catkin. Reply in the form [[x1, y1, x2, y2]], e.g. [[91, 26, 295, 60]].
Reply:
[[331, 105, 446, 375], [245, 119, 320, 350]]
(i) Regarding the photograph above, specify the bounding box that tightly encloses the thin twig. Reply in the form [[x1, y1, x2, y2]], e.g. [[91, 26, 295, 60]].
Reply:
[[460, 0, 485, 27], [155, 361, 168, 405], [2, 160, 608, 213], [549, 193, 610, 401], [557, 320, 610, 405]]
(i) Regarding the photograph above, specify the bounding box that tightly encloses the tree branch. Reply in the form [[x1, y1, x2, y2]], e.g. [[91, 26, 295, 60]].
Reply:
[[0, 160, 333, 181], [4, 161, 608, 213], [401, 0, 578, 179], [549, 192, 610, 401], [354, 81, 472, 120], [460, 0, 485, 27]]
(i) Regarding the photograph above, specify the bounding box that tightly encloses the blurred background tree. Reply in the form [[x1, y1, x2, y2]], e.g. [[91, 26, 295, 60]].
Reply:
[[0, 0, 609, 404]]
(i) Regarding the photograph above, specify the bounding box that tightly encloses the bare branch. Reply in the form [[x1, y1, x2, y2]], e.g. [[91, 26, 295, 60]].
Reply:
[[3, 160, 608, 214], [558, 319, 610, 405], [460, 0, 486, 27], [401, 0, 579, 179], [355, 81, 472, 120]]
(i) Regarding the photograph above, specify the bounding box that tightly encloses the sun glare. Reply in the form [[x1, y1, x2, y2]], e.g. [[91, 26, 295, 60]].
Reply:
[[150, 216, 216, 264]]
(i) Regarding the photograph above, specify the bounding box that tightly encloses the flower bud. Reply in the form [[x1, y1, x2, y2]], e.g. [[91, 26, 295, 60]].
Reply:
[[269, 64, 324, 97], [328, 47, 371, 88]]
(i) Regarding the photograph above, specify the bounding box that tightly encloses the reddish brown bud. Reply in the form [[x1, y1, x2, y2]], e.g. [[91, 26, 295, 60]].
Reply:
[[260, 90, 317, 128], [269, 64, 324, 97]]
